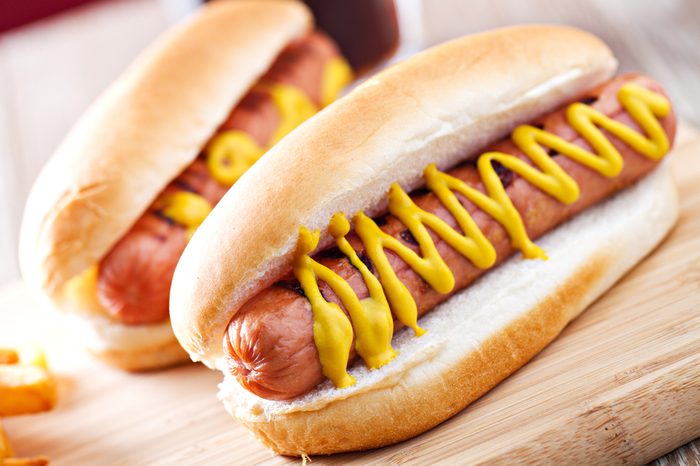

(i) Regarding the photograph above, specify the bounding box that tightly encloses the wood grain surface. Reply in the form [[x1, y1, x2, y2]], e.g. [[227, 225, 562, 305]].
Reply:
[[0, 128, 698, 465]]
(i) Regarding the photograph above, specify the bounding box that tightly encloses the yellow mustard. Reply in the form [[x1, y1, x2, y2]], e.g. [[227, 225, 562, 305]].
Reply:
[[63, 265, 101, 312], [321, 57, 354, 107], [261, 82, 319, 146], [293, 214, 397, 386], [293, 82, 671, 388], [161, 191, 212, 239], [206, 130, 264, 187], [204, 57, 353, 189]]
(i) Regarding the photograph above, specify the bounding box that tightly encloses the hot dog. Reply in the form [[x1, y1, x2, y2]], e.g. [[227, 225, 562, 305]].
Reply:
[[97, 31, 343, 325], [170, 25, 680, 455], [19, 1, 354, 370], [224, 73, 676, 400]]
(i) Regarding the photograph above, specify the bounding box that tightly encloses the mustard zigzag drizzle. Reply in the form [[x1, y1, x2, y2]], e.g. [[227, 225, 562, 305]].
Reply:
[[292, 83, 671, 388]]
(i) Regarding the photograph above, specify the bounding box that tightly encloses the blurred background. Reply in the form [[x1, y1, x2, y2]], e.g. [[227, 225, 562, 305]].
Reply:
[[0, 0, 698, 286]]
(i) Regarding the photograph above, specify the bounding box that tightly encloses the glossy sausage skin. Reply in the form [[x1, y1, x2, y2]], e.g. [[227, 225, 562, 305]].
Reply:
[[225, 74, 677, 400], [97, 32, 343, 325]]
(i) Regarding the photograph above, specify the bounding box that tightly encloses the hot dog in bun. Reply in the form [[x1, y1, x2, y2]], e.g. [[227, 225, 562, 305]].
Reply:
[[19, 0, 353, 370], [171, 25, 678, 454]]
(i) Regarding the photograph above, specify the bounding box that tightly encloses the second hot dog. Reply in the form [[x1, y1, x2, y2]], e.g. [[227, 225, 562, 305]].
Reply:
[[97, 31, 351, 325]]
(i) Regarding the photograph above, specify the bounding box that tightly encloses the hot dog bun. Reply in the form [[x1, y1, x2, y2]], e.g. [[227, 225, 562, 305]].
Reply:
[[19, 0, 312, 370], [170, 25, 678, 454], [171, 25, 618, 365], [69, 313, 186, 371]]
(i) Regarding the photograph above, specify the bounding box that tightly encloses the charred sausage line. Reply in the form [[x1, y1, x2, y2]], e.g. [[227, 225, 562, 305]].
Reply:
[[97, 32, 344, 325], [225, 74, 677, 401]]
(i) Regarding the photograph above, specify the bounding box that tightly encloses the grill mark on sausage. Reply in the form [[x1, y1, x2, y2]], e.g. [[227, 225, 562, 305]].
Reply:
[[491, 160, 514, 187], [153, 210, 177, 227], [274, 280, 306, 297], [374, 216, 388, 227], [400, 229, 419, 246], [357, 251, 375, 274], [173, 179, 198, 193], [242, 90, 269, 109], [409, 188, 431, 198], [318, 248, 345, 260]]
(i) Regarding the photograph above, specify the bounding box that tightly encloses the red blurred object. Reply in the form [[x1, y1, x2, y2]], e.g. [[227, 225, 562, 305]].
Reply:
[[303, 0, 399, 74], [0, 0, 98, 33]]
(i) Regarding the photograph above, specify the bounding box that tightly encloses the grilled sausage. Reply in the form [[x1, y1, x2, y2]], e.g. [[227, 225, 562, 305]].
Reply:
[[97, 31, 344, 325]]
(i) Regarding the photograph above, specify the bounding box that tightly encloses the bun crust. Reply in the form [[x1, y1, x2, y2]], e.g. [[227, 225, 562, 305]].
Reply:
[[68, 312, 189, 371], [19, 0, 311, 299], [219, 162, 678, 455], [171, 25, 618, 366], [18, 0, 312, 369], [93, 340, 187, 372]]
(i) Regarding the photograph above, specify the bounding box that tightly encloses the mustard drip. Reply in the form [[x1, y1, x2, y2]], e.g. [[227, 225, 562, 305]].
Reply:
[[160, 191, 212, 239], [206, 130, 264, 186], [262, 81, 318, 146], [293, 82, 672, 389], [293, 213, 397, 386], [329, 214, 397, 370], [321, 57, 354, 107]]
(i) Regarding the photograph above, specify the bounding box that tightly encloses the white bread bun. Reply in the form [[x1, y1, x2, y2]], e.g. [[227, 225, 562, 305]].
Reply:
[[69, 312, 186, 371], [171, 25, 618, 366], [169, 24, 679, 454], [18, 0, 312, 370]]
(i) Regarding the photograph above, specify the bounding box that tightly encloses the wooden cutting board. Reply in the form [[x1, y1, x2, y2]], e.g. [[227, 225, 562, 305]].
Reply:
[[1, 128, 699, 465]]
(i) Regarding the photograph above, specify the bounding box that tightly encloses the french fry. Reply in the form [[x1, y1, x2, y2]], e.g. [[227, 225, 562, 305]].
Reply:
[[0, 349, 57, 417], [0, 350, 55, 464], [0, 350, 19, 365]]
